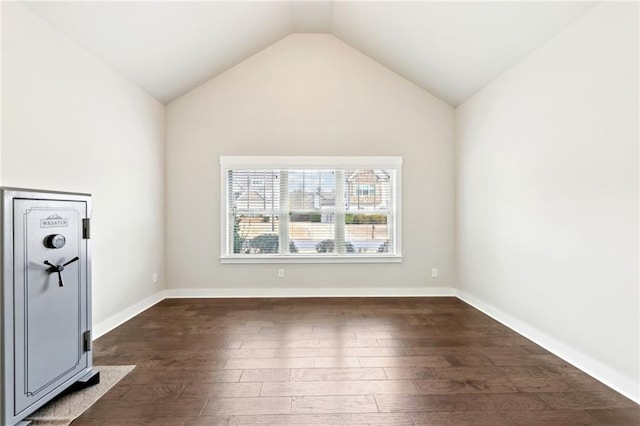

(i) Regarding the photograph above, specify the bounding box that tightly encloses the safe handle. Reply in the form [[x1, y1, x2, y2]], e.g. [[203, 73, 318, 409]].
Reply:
[[63, 256, 80, 267], [44, 257, 80, 287]]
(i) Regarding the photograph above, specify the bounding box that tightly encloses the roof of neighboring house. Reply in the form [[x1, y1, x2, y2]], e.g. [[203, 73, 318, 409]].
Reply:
[[234, 190, 277, 209], [347, 170, 390, 181]]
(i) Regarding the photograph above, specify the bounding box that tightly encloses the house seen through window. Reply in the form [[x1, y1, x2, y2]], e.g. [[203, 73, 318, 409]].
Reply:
[[220, 156, 402, 263]]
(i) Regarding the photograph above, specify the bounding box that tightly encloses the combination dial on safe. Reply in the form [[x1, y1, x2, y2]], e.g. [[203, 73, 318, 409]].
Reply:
[[44, 234, 66, 249]]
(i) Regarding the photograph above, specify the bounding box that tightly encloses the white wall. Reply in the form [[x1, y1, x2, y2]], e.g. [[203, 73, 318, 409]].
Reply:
[[456, 2, 639, 400], [1, 3, 166, 325], [166, 34, 455, 292]]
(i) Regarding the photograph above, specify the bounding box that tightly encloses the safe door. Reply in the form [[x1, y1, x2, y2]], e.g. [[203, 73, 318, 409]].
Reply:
[[1, 189, 93, 422]]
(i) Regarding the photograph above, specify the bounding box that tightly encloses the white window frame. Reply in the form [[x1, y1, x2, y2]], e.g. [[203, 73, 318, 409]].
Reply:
[[220, 156, 402, 264]]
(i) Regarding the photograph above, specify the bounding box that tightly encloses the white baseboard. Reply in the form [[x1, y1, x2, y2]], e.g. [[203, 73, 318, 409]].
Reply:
[[93, 290, 167, 339], [456, 289, 640, 404], [164, 287, 456, 298]]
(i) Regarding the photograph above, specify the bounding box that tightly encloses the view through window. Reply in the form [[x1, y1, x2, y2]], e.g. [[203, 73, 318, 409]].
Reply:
[[220, 157, 402, 262]]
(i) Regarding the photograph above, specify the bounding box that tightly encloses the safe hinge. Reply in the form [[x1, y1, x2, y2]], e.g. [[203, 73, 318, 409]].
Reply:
[[83, 330, 92, 352], [82, 218, 91, 239]]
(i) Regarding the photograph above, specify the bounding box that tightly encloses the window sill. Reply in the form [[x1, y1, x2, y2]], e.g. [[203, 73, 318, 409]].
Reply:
[[220, 255, 403, 264]]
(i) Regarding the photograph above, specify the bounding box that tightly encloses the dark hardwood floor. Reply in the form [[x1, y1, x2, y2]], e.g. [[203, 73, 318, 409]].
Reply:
[[74, 297, 639, 425]]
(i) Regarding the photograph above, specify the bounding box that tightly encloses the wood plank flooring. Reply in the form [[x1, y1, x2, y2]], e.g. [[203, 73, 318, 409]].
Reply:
[[74, 297, 639, 425]]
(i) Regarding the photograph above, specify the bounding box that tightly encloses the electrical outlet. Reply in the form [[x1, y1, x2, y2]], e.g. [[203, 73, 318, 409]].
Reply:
[[431, 268, 438, 278], [278, 269, 285, 278], [152, 273, 158, 283]]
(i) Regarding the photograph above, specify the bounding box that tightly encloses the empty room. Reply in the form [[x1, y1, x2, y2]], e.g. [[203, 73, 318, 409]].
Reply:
[[1, 1, 638, 425]]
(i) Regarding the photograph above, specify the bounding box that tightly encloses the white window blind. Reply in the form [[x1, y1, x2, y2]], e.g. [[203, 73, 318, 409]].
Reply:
[[220, 156, 402, 263]]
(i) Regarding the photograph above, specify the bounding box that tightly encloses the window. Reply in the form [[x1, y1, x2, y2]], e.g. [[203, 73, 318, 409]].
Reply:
[[356, 184, 375, 197], [220, 156, 402, 263]]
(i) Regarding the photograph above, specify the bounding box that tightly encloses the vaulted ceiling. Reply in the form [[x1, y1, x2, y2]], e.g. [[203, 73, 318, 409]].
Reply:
[[24, 1, 597, 106]]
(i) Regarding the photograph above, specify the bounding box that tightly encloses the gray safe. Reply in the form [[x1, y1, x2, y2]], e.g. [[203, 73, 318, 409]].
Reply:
[[1, 188, 99, 426]]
